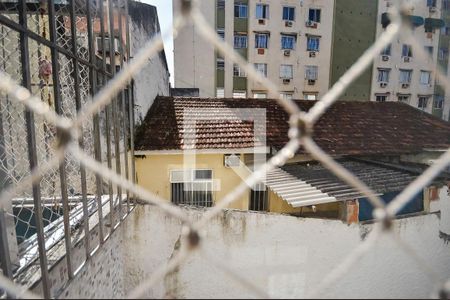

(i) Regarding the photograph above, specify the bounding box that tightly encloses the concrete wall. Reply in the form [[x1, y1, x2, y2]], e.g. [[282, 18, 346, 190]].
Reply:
[[128, 1, 170, 124], [56, 184, 450, 298]]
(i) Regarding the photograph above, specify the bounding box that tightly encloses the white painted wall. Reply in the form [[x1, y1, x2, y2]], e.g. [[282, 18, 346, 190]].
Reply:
[[58, 185, 450, 299]]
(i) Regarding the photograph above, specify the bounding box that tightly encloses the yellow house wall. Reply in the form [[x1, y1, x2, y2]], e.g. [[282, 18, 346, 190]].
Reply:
[[135, 153, 251, 210]]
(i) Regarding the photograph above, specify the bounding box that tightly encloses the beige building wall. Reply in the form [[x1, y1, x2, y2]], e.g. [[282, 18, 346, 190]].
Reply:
[[370, 0, 441, 114], [173, 0, 334, 99], [246, 0, 334, 99], [173, 0, 216, 98]]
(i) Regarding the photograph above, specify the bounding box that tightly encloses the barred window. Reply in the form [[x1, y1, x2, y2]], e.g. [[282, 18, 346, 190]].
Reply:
[[255, 33, 269, 48], [281, 34, 295, 49], [170, 170, 214, 207], [233, 64, 246, 77]]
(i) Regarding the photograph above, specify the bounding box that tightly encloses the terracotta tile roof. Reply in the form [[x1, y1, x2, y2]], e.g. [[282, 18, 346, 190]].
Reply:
[[134, 96, 450, 156]]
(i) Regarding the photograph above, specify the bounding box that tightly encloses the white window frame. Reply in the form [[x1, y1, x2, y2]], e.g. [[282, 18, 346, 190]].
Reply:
[[280, 92, 293, 101], [255, 33, 269, 48], [233, 91, 247, 98], [375, 94, 388, 102], [303, 93, 318, 100], [217, 28, 225, 40], [234, 3, 248, 18], [377, 68, 390, 83], [216, 58, 225, 70], [256, 4, 269, 19], [233, 64, 246, 77], [254, 63, 267, 77], [234, 33, 248, 49], [420, 71, 431, 85], [283, 6, 295, 21], [281, 34, 296, 50], [307, 35, 320, 52], [305, 65, 318, 80], [216, 88, 225, 98], [399, 69, 412, 84], [253, 92, 267, 99], [280, 64, 293, 79]]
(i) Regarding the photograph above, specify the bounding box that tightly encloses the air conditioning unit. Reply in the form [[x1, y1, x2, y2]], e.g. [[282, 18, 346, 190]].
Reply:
[[224, 154, 240, 168], [258, 19, 265, 25], [379, 82, 388, 88], [257, 48, 265, 55], [283, 50, 291, 56], [429, 6, 437, 13], [285, 21, 293, 27], [96, 36, 120, 54], [305, 20, 317, 28], [282, 78, 291, 84], [381, 55, 389, 61], [309, 51, 316, 58], [308, 79, 316, 85], [403, 56, 411, 62], [401, 83, 410, 88]]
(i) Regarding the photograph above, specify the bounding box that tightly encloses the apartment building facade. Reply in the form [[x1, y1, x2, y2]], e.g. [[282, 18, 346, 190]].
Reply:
[[173, 0, 334, 100], [369, 0, 448, 120]]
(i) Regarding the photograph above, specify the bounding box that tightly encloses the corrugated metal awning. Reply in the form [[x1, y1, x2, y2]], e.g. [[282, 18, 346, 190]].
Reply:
[[263, 160, 418, 208]]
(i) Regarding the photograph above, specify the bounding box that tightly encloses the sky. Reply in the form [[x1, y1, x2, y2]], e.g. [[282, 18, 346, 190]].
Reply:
[[141, 0, 174, 86]]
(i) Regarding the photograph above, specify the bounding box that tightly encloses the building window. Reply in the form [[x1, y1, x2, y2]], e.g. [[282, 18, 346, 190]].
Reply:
[[376, 94, 388, 102], [397, 94, 410, 103], [234, 3, 248, 18], [434, 96, 444, 109], [377, 68, 390, 83], [399, 69, 412, 84], [381, 44, 391, 56], [217, 28, 225, 40], [283, 6, 295, 21], [256, 4, 269, 19], [249, 183, 268, 211], [216, 88, 225, 98], [424, 46, 434, 57], [255, 33, 269, 48], [439, 47, 449, 60], [170, 169, 214, 207], [308, 9, 321, 23], [216, 58, 225, 70], [307, 35, 320, 51], [418, 96, 429, 109], [281, 34, 296, 49], [420, 71, 431, 85], [443, 0, 450, 11], [234, 33, 248, 48], [280, 92, 293, 101], [233, 91, 247, 98], [280, 64, 293, 79], [233, 64, 246, 77], [253, 92, 267, 99], [303, 93, 318, 100], [305, 65, 318, 80], [427, 0, 437, 7], [402, 44, 413, 57], [254, 63, 267, 77], [217, 0, 225, 9]]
